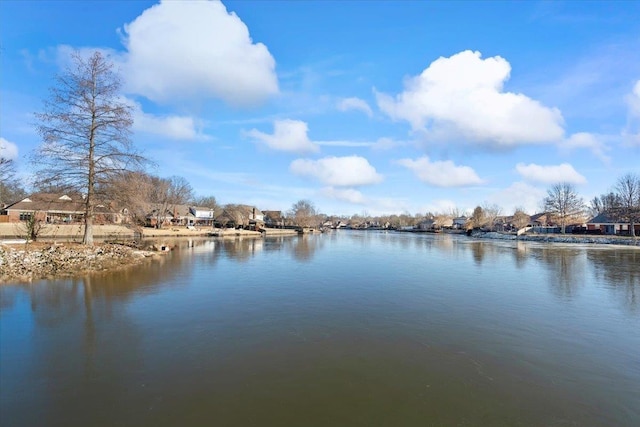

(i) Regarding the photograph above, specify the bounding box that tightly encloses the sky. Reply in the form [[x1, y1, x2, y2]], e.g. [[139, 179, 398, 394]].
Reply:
[[1, 0, 639, 217]]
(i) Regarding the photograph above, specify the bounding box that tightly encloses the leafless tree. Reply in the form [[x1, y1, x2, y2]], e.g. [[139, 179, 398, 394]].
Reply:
[[289, 199, 319, 228], [613, 173, 640, 237], [193, 195, 219, 211], [32, 51, 145, 245], [590, 192, 621, 216], [482, 203, 502, 231], [544, 183, 585, 234], [512, 207, 531, 230], [0, 156, 14, 183], [148, 175, 194, 228]]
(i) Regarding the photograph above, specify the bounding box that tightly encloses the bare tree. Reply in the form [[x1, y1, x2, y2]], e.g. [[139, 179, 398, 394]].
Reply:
[[544, 183, 585, 234], [148, 175, 194, 228], [482, 203, 502, 231], [33, 51, 144, 245], [613, 173, 640, 237], [0, 157, 14, 183], [512, 208, 531, 230], [289, 200, 318, 228], [590, 192, 621, 216], [193, 195, 219, 211]]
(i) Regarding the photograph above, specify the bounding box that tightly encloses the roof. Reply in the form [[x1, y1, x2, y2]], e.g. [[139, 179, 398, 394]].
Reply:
[[587, 212, 622, 224], [5, 193, 86, 214]]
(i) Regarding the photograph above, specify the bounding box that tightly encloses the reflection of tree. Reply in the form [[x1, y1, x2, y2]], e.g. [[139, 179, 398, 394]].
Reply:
[[470, 242, 486, 265], [534, 247, 584, 298], [292, 235, 322, 262], [588, 250, 639, 313]]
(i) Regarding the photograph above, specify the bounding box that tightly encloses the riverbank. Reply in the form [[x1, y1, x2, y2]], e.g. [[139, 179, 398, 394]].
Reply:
[[469, 230, 640, 246], [0, 242, 160, 284]]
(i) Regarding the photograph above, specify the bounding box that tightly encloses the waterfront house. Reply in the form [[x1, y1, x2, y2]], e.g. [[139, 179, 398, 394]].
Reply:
[[3, 193, 121, 224], [587, 212, 638, 235]]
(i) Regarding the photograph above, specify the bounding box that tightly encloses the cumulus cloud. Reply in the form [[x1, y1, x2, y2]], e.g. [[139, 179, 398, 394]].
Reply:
[[396, 156, 484, 187], [290, 156, 383, 187], [561, 132, 610, 163], [515, 162, 587, 184], [320, 187, 367, 204], [376, 50, 565, 147], [246, 120, 320, 153], [337, 97, 373, 117], [123, 98, 206, 140], [0, 137, 19, 160], [120, 0, 278, 106]]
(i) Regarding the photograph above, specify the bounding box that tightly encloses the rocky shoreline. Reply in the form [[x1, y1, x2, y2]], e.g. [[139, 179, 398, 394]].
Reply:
[[469, 231, 640, 246], [0, 243, 158, 284]]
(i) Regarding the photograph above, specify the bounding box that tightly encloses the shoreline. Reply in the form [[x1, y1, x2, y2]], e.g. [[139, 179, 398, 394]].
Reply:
[[467, 230, 640, 247]]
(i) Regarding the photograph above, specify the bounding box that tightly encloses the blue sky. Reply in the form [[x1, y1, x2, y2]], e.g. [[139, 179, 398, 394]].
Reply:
[[1, 0, 639, 216]]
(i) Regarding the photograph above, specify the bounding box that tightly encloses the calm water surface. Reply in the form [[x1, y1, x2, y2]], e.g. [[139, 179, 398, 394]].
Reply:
[[1, 232, 639, 426]]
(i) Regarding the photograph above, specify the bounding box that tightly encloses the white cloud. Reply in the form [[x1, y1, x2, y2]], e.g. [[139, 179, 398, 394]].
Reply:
[[516, 162, 587, 185], [561, 132, 610, 163], [246, 120, 320, 153], [337, 97, 373, 117], [124, 98, 207, 140], [120, 0, 278, 106], [290, 156, 383, 187], [487, 181, 547, 215], [376, 50, 565, 147], [396, 156, 484, 187], [0, 137, 19, 160], [320, 187, 367, 204]]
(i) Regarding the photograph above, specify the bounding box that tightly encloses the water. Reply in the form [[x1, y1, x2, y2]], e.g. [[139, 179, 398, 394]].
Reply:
[[1, 232, 639, 426]]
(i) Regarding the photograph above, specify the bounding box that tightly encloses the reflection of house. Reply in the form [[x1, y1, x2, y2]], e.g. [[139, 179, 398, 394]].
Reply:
[[3, 193, 122, 224], [587, 212, 638, 235]]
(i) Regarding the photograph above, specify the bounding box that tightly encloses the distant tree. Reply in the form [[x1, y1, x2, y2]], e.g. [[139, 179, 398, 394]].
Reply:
[[613, 173, 640, 237], [543, 183, 585, 234], [32, 51, 145, 245], [101, 170, 153, 226], [512, 208, 531, 230], [219, 204, 252, 228], [470, 206, 486, 229], [0, 177, 27, 208], [148, 175, 194, 228], [590, 192, 621, 216], [482, 203, 502, 231], [0, 156, 15, 183], [289, 199, 318, 228], [193, 195, 219, 211]]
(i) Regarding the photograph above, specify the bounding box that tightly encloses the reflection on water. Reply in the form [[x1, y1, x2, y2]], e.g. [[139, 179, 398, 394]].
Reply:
[[1, 232, 639, 427]]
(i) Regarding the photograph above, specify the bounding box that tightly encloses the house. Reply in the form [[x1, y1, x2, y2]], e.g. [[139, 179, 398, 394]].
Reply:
[[263, 210, 284, 228], [452, 216, 468, 229], [587, 212, 639, 235], [3, 193, 121, 224], [215, 205, 264, 229], [417, 218, 436, 230], [189, 206, 215, 226]]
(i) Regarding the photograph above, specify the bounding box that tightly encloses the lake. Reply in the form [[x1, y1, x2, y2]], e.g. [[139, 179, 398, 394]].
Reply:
[[1, 231, 639, 426]]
